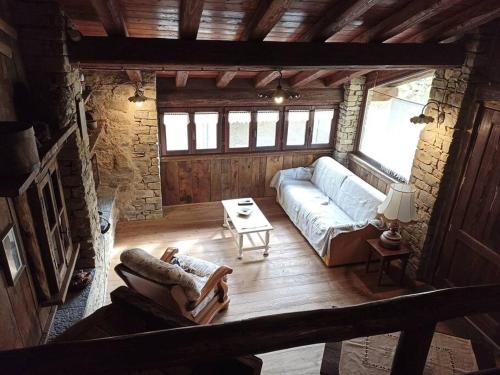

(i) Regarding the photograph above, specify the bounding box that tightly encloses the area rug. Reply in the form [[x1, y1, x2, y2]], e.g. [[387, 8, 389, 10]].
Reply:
[[339, 332, 478, 375]]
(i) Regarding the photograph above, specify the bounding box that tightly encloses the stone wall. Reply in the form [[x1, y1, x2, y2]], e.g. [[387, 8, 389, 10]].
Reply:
[[333, 77, 366, 166], [402, 49, 478, 278], [84, 71, 163, 221]]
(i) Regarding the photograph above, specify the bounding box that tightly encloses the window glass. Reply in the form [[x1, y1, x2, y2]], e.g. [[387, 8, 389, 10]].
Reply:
[[286, 110, 309, 146], [358, 73, 433, 180], [228, 111, 251, 148], [164, 112, 189, 151], [312, 109, 334, 144], [194, 112, 218, 150], [256, 111, 279, 147]]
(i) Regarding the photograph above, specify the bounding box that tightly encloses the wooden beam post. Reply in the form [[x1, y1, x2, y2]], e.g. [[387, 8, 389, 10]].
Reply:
[[179, 0, 205, 40], [254, 71, 280, 88], [175, 71, 189, 87], [216, 71, 238, 88], [324, 70, 372, 87], [89, 0, 129, 36], [289, 70, 329, 88], [69, 38, 467, 70], [240, 0, 293, 41]]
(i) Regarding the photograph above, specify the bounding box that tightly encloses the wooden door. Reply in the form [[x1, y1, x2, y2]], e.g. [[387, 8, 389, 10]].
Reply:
[[435, 103, 500, 343]]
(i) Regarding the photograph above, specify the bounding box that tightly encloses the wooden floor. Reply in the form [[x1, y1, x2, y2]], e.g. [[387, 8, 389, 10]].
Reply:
[[108, 198, 422, 373]]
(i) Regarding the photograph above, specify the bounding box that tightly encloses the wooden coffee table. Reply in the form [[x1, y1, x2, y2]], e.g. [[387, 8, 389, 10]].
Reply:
[[365, 238, 411, 286], [221, 198, 273, 259]]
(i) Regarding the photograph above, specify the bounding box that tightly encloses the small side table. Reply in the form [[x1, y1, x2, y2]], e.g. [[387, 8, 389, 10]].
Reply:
[[365, 238, 411, 286]]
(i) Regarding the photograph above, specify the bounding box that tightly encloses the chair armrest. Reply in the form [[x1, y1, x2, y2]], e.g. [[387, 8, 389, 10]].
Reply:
[[160, 247, 179, 263], [192, 265, 233, 308]]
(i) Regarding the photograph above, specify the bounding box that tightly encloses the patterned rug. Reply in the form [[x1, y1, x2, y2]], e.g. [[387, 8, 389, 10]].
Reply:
[[339, 332, 478, 374]]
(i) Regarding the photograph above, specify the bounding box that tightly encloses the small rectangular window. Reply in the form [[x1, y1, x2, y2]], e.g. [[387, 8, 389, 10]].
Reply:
[[286, 110, 309, 146], [256, 111, 279, 148], [228, 111, 251, 149], [164, 113, 189, 151], [194, 112, 218, 150], [312, 109, 334, 145]]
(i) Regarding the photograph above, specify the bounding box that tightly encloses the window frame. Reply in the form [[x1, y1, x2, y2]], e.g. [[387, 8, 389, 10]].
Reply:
[[159, 105, 338, 156], [353, 72, 434, 181], [160, 107, 223, 156]]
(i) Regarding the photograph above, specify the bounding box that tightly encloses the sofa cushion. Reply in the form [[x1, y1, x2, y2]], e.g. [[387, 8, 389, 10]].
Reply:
[[335, 175, 386, 222], [311, 157, 353, 202], [120, 248, 200, 301]]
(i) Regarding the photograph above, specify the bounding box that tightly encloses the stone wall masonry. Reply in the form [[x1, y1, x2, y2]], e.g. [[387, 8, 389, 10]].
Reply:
[[84, 71, 162, 221], [333, 77, 366, 166], [401, 37, 482, 279]]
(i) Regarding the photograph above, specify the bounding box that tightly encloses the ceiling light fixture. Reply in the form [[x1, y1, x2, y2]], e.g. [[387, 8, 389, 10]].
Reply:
[[128, 82, 149, 107], [258, 70, 300, 104]]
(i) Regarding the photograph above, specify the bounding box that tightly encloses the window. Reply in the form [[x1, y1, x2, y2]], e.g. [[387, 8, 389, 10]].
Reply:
[[194, 112, 218, 150], [160, 106, 338, 155], [164, 113, 189, 152], [286, 110, 309, 146], [228, 111, 251, 149], [256, 111, 279, 148], [312, 109, 334, 145], [358, 73, 433, 180]]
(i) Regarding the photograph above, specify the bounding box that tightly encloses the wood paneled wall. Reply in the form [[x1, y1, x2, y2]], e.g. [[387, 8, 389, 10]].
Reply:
[[161, 150, 332, 205]]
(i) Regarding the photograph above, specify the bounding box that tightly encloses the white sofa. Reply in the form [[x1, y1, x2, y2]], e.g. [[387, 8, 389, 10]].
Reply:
[[271, 156, 385, 266]]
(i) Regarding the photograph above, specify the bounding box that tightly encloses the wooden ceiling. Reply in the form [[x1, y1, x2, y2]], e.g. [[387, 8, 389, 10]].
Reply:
[[57, 0, 500, 88]]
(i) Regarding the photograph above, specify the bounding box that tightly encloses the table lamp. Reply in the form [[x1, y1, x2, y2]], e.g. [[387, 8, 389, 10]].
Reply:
[[377, 183, 417, 250]]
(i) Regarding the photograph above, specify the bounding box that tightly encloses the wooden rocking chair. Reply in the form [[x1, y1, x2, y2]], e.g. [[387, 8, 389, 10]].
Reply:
[[115, 247, 233, 324]]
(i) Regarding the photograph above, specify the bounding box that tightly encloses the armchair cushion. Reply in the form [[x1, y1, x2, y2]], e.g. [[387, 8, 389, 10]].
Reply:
[[120, 248, 200, 301]]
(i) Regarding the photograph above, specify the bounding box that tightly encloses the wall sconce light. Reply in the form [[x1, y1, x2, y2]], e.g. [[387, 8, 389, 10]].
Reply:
[[410, 100, 445, 125], [128, 82, 148, 107]]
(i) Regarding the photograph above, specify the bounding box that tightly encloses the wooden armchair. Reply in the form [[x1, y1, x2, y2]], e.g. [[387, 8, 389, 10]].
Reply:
[[115, 247, 233, 324]]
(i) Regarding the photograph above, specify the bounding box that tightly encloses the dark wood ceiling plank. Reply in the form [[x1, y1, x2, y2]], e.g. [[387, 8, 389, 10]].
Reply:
[[324, 69, 373, 87], [254, 71, 280, 88], [175, 71, 189, 87], [69, 37, 466, 70], [179, 0, 205, 40], [353, 0, 465, 43], [299, 0, 382, 42], [240, 0, 293, 41], [216, 71, 238, 88], [289, 70, 329, 88], [89, 0, 129, 36]]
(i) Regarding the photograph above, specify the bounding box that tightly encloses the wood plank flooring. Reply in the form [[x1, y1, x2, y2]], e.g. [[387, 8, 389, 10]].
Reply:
[[107, 198, 419, 374]]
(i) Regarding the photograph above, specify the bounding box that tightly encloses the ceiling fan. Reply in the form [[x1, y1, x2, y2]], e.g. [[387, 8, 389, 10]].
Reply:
[[258, 70, 300, 104]]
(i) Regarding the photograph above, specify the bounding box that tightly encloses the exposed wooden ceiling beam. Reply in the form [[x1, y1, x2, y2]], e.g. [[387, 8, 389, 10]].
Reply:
[[89, 0, 128, 37], [69, 38, 466, 70], [157, 88, 343, 107], [299, 0, 381, 42], [240, 0, 293, 41], [179, 0, 205, 40], [289, 70, 329, 88], [353, 0, 464, 43], [324, 70, 373, 87], [126, 70, 142, 82], [254, 71, 280, 88], [391, 0, 500, 43], [216, 71, 238, 88], [175, 71, 189, 87]]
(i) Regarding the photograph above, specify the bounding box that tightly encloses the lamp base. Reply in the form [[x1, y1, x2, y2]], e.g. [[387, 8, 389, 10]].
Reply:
[[379, 229, 402, 250]]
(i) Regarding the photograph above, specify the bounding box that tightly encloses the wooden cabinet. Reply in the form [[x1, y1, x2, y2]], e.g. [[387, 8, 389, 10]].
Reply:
[[29, 160, 79, 305]]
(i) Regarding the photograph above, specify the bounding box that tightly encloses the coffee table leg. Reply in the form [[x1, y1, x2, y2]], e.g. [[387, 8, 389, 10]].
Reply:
[[378, 259, 385, 286], [400, 256, 409, 285], [222, 208, 229, 229], [263, 230, 270, 257], [238, 234, 243, 260]]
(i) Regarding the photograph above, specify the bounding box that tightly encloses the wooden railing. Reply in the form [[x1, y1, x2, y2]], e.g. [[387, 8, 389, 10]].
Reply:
[[1, 284, 500, 375]]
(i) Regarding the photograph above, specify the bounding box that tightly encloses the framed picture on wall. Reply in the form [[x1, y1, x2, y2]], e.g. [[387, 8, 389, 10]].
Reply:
[[0, 224, 25, 286]]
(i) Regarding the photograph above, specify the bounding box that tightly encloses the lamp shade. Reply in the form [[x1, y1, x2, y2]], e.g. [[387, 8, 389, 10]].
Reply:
[[377, 183, 417, 224]]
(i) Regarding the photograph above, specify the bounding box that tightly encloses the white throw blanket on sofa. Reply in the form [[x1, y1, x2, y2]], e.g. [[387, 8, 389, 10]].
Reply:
[[271, 157, 385, 257]]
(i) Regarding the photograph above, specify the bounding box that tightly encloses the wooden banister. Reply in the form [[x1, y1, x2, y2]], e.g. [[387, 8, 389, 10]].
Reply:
[[2, 284, 500, 375]]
